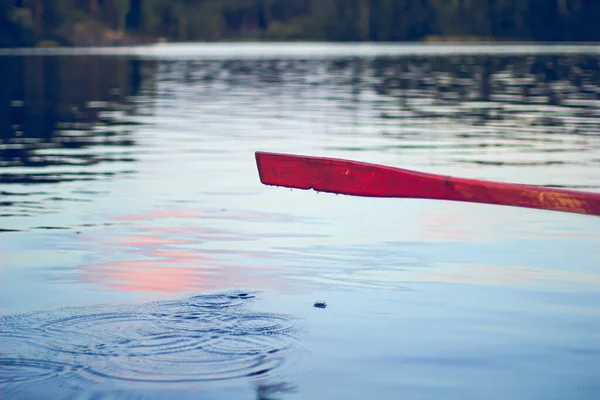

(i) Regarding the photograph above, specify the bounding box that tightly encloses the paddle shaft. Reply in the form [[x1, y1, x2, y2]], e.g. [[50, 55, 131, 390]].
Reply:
[[255, 152, 600, 217]]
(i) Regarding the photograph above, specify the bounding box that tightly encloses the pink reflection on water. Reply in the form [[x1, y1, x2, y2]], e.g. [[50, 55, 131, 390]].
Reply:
[[419, 202, 599, 241], [116, 235, 191, 247], [79, 208, 291, 294], [114, 207, 297, 223], [419, 210, 469, 241], [418, 204, 506, 241], [415, 205, 600, 287], [115, 210, 202, 221], [144, 226, 225, 234], [80, 261, 216, 292]]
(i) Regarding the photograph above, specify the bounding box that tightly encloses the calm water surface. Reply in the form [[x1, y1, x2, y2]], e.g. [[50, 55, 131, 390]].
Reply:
[[1, 43, 600, 399]]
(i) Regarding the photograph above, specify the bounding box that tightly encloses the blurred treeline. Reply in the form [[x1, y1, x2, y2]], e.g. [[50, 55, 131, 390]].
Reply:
[[2, 0, 600, 47]]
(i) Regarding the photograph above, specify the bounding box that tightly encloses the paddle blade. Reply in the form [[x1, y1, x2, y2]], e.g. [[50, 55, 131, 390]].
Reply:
[[255, 151, 442, 198], [255, 151, 600, 216]]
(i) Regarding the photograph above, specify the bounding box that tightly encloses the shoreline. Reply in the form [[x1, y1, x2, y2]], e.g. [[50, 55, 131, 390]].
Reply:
[[1, 41, 599, 57]]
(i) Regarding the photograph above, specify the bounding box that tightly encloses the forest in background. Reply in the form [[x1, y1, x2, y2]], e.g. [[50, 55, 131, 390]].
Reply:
[[1, 0, 600, 47]]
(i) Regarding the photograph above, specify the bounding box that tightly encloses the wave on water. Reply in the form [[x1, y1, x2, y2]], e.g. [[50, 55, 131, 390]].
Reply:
[[0, 292, 300, 396]]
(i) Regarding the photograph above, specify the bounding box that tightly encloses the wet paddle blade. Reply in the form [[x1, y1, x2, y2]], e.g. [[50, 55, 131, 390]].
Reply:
[[255, 151, 600, 217]]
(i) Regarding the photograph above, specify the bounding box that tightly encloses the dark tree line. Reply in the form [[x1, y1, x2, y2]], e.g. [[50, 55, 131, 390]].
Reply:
[[2, 0, 600, 47]]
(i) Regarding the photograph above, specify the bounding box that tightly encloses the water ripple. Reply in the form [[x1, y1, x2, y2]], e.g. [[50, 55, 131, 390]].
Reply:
[[0, 358, 76, 386], [0, 292, 299, 391]]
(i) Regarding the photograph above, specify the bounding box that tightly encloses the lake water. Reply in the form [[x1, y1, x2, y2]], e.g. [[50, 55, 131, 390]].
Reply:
[[1, 43, 600, 399]]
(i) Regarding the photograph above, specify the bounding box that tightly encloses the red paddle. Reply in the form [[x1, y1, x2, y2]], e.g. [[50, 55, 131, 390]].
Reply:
[[255, 151, 600, 217]]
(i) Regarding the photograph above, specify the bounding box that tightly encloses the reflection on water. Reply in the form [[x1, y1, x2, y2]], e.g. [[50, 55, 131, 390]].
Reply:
[[0, 51, 598, 224], [74, 207, 309, 293], [0, 56, 155, 221], [1, 52, 599, 197], [0, 292, 299, 397], [1, 45, 600, 399]]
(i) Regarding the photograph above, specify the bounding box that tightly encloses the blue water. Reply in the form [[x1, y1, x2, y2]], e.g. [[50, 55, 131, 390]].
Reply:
[[1, 43, 600, 399]]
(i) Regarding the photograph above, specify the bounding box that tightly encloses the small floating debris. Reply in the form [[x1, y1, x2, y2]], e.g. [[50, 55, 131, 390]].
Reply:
[[227, 292, 254, 300], [313, 301, 327, 309]]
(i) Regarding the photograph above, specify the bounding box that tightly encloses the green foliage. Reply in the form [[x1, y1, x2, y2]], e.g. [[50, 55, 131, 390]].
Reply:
[[2, 0, 600, 47], [0, 1, 36, 47], [115, 0, 131, 32], [186, 2, 226, 40]]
